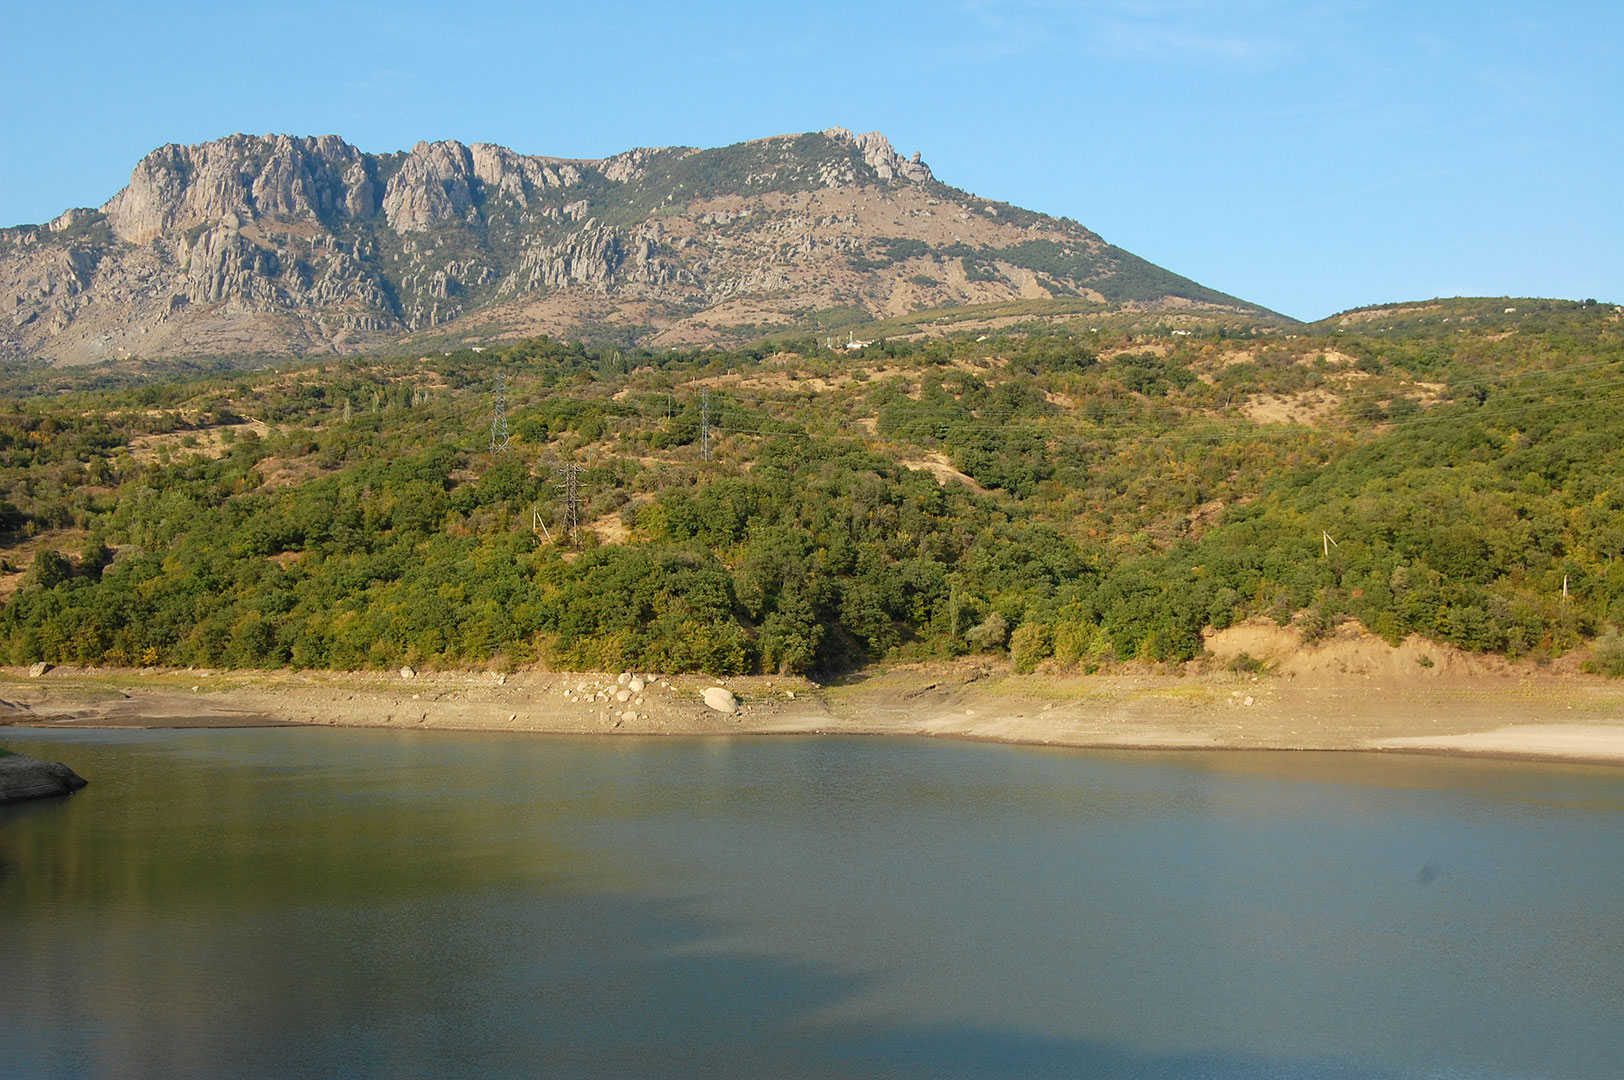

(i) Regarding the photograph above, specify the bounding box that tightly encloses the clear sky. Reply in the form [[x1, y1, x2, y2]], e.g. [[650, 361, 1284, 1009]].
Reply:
[[2, 1, 1618, 320]]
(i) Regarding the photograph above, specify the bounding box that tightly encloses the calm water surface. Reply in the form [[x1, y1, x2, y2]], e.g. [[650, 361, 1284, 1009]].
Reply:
[[2, 728, 1621, 1079]]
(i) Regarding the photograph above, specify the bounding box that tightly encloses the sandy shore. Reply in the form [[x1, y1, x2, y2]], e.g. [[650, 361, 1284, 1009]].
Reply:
[[3, 630, 1623, 766]]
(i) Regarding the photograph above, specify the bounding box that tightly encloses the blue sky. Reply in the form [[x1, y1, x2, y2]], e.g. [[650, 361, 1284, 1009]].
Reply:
[[2, 0, 1618, 319]]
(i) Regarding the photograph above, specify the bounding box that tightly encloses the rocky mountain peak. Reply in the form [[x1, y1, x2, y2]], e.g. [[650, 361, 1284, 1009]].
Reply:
[[380, 139, 587, 232], [102, 133, 376, 244], [824, 128, 932, 184], [1, 128, 1262, 365]]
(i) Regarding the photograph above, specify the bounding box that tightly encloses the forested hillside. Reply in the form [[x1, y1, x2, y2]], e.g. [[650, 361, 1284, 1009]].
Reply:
[[1, 297, 1620, 676]]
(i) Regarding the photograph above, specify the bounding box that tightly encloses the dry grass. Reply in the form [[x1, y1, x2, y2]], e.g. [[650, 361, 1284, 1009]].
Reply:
[[127, 420, 269, 464]]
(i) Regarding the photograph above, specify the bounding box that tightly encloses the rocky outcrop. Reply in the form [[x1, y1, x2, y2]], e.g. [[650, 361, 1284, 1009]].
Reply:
[[825, 128, 933, 184], [471, 143, 584, 201], [381, 140, 588, 232], [104, 134, 378, 244], [600, 147, 659, 184], [0, 751, 88, 804], [0, 127, 1261, 364], [505, 219, 685, 296]]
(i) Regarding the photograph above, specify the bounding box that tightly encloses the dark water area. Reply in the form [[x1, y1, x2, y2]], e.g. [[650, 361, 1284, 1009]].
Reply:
[[2, 728, 1621, 1079]]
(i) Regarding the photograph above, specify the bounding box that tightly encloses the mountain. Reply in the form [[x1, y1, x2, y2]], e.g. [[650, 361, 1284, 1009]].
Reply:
[[0, 128, 1275, 365]]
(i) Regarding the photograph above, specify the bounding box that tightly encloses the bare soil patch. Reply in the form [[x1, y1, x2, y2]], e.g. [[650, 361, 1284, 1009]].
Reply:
[[900, 452, 986, 492]]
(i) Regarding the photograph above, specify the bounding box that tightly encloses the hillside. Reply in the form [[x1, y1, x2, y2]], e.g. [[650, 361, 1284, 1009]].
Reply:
[[0, 298, 1619, 678], [0, 129, 1275, 367]]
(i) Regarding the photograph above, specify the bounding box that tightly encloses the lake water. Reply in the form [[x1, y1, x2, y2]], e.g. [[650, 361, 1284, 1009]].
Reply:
[[2, 728, 1621, 1079]]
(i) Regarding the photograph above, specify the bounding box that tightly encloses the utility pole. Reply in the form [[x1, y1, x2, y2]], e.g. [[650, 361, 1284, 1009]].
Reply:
[[563, 463, 581, 546], [532, 504, 552, 543], [700, 388, 712, 462], [1322, 531, 1339, 557], [490, 377, 511, 453]]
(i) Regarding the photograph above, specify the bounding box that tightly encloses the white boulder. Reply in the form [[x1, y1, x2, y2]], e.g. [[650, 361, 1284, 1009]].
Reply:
[[702, 687, 738, 714]]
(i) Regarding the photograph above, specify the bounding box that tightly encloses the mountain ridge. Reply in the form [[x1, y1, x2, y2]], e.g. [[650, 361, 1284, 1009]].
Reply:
[[1, 128, 1276, 365]]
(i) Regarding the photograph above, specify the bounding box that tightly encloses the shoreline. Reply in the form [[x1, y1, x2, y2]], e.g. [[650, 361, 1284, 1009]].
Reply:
[[3, 653, 1623, 767]]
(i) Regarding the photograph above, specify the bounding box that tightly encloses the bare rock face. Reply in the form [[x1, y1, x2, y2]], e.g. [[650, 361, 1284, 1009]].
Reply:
[[824, 128, 933, 184], [105, 134, 377, 244], [0, 127, 1257, 365], [600, 147, 658, 184], [468, 142, 583, 202], [382, 140, 480, 232], [382, 140, 589, 232], [0, 752, 88, 804]]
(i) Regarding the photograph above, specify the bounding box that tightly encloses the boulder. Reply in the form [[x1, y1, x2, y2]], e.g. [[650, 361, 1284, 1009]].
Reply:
[[27, 662, 51, 678], [400, 666, 416, 680], [0, 752, 88, 804], [702, 687, 738, 714], [627, 677, 646, 694]]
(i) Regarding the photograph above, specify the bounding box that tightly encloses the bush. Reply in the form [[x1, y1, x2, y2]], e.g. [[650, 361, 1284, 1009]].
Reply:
[[1297, 607, 1334, 644], [1009, 621, 1051, 674], [1226, 652, 1267, 674], [1591, 629, 1624, 678], [24, 550, 73, 590], [966, 612, 1009, 652]]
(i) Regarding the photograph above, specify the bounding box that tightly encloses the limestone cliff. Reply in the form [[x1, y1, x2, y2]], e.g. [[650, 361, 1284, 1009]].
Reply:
[[0, 128, 1264, 364]]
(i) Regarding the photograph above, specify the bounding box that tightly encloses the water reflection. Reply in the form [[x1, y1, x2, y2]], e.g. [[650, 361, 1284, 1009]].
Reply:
[[2, 729, 1621, 1079]]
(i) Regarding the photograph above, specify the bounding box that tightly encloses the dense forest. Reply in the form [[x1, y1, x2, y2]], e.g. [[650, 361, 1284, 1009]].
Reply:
[[1, 297, 1621, 677]]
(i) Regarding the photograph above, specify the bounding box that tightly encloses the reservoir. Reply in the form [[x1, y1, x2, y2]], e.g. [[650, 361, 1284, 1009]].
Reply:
[[2, 728, 1622, 1078]]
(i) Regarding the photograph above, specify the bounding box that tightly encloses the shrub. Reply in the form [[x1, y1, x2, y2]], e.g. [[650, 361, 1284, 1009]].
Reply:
[[1009, 621, 1051, 674], [1226, 652, 1267, 674], [965, 612, 1009, 652], [25, 550, 73, 590], [1591, 629, 1624, 678]]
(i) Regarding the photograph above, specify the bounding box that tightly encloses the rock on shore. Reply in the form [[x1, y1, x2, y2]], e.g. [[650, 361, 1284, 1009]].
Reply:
[[702, 687, 738, 714], [0, 752, 88, 804]]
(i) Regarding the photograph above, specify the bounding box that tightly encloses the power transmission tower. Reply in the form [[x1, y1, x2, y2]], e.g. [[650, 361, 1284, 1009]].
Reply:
[[700, 388, 711, 462], [563, 463, 581, 546], [490, 378, 511, 453]]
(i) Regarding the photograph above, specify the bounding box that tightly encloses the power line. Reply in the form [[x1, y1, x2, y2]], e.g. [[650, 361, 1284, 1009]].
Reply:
[[490, 377, 511, 453], [430, 357, 1624, 473], [563, 462, 581, 546], [700, 388, 712, 462]]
